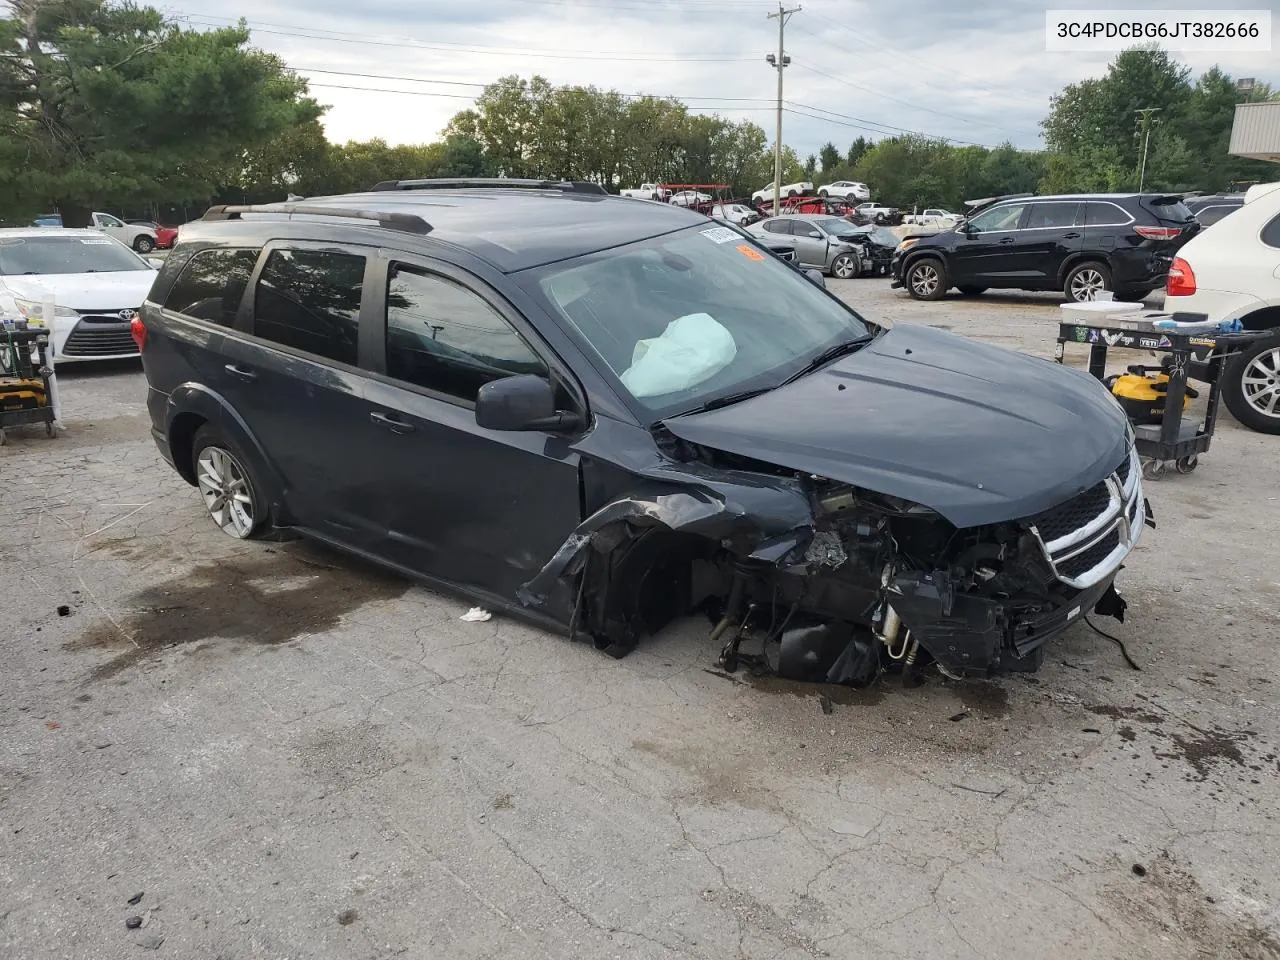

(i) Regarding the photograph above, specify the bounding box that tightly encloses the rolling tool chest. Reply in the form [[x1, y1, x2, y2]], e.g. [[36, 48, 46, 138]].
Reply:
[[0, 324, 58, 445]]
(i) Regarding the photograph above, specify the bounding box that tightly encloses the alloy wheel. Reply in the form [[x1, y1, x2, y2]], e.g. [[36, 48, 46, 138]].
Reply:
[[1242, 346, 1280, 420], [832, 255, 857, 279], [196, 446, 256, 538], [1070, 268, 1106, 301], [910, 263, 939, 297]]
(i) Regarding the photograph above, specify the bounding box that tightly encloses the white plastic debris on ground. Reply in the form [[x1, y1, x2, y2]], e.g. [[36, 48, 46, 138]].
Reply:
[[459, 607, 492, 623], [620, 313, 737, 398]]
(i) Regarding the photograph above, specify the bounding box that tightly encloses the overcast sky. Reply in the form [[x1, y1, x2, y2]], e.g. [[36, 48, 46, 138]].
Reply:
[[163, 0, 1280, 156]]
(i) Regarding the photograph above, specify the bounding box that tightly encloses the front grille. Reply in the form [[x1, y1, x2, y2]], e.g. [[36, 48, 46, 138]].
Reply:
[[1026, 445, 1143, 589], [1056, 529, 1121, 579], [62, 321, 137, 357], [1031, 482, 1111, 543]]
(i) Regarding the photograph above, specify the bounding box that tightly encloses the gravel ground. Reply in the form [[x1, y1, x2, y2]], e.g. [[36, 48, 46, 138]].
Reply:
[[1, 280, 1277, 960]]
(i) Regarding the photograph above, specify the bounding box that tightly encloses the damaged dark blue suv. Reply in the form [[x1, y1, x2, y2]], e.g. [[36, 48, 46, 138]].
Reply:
[[136, 179, 1150, 685]]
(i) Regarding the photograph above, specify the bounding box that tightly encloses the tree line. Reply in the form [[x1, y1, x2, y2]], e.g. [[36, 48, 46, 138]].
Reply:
[[2, 1, 1277, 227]]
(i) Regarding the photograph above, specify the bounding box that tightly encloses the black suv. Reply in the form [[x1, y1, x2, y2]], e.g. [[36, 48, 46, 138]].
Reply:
[[136, 179, 1147, 685], [893, 193, 1198, 302]]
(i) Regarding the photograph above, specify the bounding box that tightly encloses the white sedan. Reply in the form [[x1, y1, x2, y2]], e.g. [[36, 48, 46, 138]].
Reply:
[[669, 190, 712, 207], [751, 181, 814, 205], [818, 181, 870, 201], [0, 229, 159, 363]]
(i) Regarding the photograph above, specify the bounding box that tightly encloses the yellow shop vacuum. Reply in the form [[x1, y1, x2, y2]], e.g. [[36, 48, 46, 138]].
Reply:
[[1106, 364, 1199, 425]]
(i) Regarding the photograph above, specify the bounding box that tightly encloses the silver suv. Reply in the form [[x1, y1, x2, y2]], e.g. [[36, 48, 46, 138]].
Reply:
[[747, 214, 871, 279]]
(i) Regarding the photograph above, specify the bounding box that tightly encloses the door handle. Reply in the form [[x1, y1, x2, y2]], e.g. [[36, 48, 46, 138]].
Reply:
[[1063, 232, 1081, 239], [370, 411, 415, 434], [224, 364, 257, 382], [999, 237, 1015, 245]]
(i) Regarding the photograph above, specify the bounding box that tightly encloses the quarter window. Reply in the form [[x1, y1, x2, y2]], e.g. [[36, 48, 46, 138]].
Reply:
[[1263, 213, 1280, 249], [1024, 202, 1081, 229], [252, 248, 364, 365], [1084, 202, 1130, 226], [385, 267, 547, 403], [163, 248, 261, 327], [967, 203, 1026, 232]]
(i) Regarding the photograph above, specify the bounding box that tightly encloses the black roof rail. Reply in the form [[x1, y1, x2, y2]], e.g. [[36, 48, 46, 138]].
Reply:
[[370, 177, 607, 196], [201, 203, 432, 235]]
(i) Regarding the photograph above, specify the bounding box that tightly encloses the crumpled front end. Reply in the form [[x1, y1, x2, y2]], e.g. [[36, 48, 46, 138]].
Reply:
[[520, 436, 1151, 686]]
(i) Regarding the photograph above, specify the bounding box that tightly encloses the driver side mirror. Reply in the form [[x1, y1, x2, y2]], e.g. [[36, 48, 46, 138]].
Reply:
[[806, 229, 823, 238], [475, 375, 581, 432], [962, 222, 978, 237]]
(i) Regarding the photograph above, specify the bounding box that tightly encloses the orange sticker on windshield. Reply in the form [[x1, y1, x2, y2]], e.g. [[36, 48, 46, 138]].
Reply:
[[736, 244, 764, 261]]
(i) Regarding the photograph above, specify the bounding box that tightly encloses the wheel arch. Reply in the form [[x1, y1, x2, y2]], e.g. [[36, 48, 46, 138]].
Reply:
[[1057, 252, 1109, 285], [165, 382, 286, 515], [1237, 305, 1280, 332]]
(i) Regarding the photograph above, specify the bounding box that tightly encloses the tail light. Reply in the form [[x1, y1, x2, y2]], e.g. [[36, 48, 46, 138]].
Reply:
[[1133, 225, 1183, 240], [130, 316, 147, 350], [1166, 257, 1196, 296]]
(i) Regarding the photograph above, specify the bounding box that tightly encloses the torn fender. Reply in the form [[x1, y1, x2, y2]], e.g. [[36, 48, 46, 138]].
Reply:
[[518, 480, 814, 607]]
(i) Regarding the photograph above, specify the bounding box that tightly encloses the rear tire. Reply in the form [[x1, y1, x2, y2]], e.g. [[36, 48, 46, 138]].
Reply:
[[1223, 335, 1280, 435], [191, 425, 268, 539], [1064, 261, 1111, 302], [957, 286, 987, 296], [905, 258, 947, 300], [819, 189, 829, 198], [133, 235, 155, 254]]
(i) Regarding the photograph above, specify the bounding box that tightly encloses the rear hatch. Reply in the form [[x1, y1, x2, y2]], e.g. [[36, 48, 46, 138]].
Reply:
[[1137, 195, 1200, 253]]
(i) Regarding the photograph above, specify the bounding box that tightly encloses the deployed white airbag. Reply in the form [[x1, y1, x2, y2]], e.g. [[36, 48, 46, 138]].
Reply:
[[620, 313, 737, 398]]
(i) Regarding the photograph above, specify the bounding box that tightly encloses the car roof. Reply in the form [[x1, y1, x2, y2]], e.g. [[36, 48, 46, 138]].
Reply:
[[185, 186, 710, 273]]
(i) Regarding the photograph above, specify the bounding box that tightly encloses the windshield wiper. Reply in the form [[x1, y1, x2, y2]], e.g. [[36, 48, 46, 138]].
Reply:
[[676, 386, 774, 416], [783, 335, 876, 385]]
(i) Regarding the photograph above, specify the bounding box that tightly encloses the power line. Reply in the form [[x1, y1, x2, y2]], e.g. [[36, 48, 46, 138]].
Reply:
[[785, 100, 993, 146], [306, 82, 781, 111], [175, 13, 758, 62]]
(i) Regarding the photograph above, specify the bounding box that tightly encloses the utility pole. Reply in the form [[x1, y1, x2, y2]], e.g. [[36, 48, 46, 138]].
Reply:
[[766, 3, 800, 216], [1134, 107, 1161, 192]]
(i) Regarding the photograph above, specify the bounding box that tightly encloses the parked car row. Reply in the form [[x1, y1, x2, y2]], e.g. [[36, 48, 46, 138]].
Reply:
[[30, 211, 178, 252]]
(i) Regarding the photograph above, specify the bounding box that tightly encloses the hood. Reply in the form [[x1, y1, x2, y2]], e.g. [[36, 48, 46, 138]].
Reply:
[[0, 270, 156, 310], [663, 324, 1130, 529]]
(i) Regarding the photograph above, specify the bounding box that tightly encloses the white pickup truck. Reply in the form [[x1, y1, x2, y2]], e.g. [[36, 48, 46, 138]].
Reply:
[[620, 183, 671, 201], [903, 208, 961, 227], [90, 212, 159, 253]]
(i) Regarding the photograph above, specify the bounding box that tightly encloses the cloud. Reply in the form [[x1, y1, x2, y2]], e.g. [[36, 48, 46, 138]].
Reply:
[[174, 0, 1280, 157]]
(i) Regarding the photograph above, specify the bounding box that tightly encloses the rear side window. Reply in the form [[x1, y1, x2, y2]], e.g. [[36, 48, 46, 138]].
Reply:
[[1025, 202, 1081, 229], [1196, 204, 1239, 227], [1084, 202, 1130, 226], [763, 220, 793, 235], [163, 248, 261, 327], [252, 249, 364, 365], [1263, 214, 1280, 249], [385, 267, 547, 403]]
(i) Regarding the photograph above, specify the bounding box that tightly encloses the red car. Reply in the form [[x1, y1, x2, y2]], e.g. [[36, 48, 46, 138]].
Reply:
[[126, 219, 178, 249]]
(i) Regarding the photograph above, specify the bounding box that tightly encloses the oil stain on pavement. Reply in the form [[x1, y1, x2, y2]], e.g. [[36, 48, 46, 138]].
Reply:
[[67, 545, 409, 680]]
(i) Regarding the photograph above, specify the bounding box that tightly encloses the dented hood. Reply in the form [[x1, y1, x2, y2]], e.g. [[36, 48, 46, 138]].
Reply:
[[663, 323, 1130, 529]]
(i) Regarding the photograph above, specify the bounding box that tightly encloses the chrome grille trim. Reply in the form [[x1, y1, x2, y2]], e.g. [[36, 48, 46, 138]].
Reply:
[[1028, 445, 1144, 589]]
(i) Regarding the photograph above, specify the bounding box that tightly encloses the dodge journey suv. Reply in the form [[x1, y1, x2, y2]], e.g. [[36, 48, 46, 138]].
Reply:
[[136, 179, 1149, 686], [893, 192, 1198, 303]]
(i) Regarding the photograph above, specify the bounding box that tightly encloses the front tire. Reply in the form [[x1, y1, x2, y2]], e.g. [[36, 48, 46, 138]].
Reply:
[[905, 258, 947, 300], [1223, 335, 1280, 435], [191, 426, 267, 539], [819, 189, 829, 198], [133, 235, 155, 254], [1064, 261, 1111, 302], [830, 253, 858, 280]]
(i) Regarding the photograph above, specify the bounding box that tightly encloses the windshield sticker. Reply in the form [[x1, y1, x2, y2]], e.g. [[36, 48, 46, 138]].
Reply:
[[736, 244, 765, 262], [79, 236, 114, 244], [700, 226, 739, 244]]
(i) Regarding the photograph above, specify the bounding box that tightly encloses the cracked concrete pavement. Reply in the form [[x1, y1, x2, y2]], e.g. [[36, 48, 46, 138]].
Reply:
[[1, 282, 1278, 959]]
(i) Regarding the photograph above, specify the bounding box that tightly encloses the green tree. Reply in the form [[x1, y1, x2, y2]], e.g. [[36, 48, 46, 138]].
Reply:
[[818, 141, 840, 173], [846, 136, 872, 167], [0, 0, 320, 224]]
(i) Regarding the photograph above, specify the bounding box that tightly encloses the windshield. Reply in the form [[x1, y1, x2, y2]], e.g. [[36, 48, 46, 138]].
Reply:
[[521, 224, 873, 420], [0, 235, 150, 275]]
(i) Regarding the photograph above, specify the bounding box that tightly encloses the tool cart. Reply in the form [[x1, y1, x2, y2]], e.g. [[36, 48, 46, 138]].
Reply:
[[0, 324, 58, 445], [1055, 307, 1270, 480]]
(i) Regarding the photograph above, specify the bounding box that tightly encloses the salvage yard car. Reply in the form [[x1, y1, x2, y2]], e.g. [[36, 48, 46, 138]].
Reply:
[[748, 214, 883, 279], [135, 178, 1149, 685], [0, 228, 159, 362], [893, 192, 1198, 303]]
